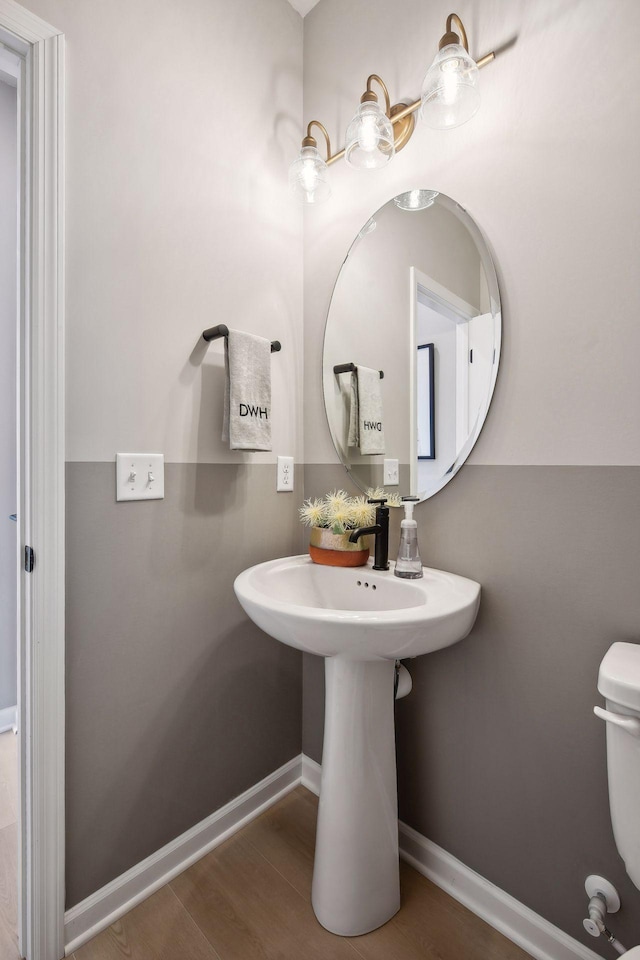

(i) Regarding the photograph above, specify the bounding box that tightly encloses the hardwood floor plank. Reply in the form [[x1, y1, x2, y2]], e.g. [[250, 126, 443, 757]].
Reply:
[[348, 919, 436, 960], [73, 885, 222, 960], [242, 787, 531, 960], [72, 786, 532, 960], [171, 830, 360, 960], [0, 822, 19, 960], [241, 786, 317, 898], [377, 863, 532, 960]]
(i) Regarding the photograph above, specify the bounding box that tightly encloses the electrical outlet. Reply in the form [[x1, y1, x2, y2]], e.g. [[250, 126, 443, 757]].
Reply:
[[277, 456, 294, 492], [383, 458, 399, 486]]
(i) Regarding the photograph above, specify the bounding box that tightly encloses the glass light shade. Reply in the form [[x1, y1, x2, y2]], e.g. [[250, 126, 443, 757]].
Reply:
[[419, 43, 480, 129], [344, 100, 395, 170], [394, 189, 439, 211], [288, 145, 331, 203]]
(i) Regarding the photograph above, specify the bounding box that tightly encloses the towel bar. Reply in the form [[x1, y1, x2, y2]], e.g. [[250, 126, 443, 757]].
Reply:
[[202, 324, 281, 353], [334, 362, 383, 379]]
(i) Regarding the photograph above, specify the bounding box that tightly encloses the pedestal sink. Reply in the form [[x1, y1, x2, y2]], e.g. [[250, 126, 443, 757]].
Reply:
[[234, 555, 480, 937]]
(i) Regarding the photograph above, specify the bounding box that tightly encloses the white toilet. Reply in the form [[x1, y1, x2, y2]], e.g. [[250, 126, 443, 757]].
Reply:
[[596, 641, 640, 957]]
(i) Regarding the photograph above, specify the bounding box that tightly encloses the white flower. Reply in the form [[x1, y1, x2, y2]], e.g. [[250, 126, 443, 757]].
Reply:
[[324, 489, 350, 512], [298, 488, 404, 532], [299, 498, 327, 528], [348, 497, 375, 528], [327, 504, 353, 534], [366, 487, 403, 508]]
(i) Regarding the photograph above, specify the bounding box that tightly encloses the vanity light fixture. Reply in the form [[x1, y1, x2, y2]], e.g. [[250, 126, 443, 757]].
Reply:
[[344, 75, 396, 170], [420, 14, 483, 128], [289, 12, 495, 203], [288, 121, 332, 203]]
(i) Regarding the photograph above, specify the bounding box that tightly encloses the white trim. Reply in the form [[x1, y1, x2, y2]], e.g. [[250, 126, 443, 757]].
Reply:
[[399, 822, 603, 960], [0, 3, 65, 959], [64, 754, 303, 955], [414, 268, 477, 322], [301, 753, 321, 795], [408, 267, 418, 495], [0, 705, 17, 734], [0, 44, 20, 84], [301, 757, 600, 960], [24, 28, 65, 960], [62, 754, 604, 960], [0, 0, 58, 43]]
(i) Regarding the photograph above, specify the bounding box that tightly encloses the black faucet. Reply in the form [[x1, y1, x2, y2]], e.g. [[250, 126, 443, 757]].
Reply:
[[349, 498, 389, 571]]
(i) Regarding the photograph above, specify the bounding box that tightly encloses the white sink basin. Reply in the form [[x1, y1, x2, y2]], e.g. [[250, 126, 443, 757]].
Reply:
[[234, 555, 480, 660], [234, 554, 481, 939]]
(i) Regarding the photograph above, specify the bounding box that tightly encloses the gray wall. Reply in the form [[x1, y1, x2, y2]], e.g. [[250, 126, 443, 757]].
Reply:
[[303, 0, 640, 953], [303, 464, 640, 951], [0, 79, 17, 713], [22, 0, 305, 908], [66, 464, 303, 905]]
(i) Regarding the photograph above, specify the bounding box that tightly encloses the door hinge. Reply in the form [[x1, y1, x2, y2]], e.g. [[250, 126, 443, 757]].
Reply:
[[24, 546, 35, 573]]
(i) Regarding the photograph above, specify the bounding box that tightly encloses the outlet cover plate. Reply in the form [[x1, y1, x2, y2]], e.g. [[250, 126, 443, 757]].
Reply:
[[384, 458, 399, 486], [116, 453, 164, 501], [277, 456, 294, 492]]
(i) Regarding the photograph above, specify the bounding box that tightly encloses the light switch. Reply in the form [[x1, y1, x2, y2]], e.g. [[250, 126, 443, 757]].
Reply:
[[277, 456, 294, 492], [383, 458, 399, 486], [116, 454, 164, 501]]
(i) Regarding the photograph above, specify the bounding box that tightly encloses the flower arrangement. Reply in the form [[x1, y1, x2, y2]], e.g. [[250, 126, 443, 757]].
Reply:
[[299, 488, 402, 535]]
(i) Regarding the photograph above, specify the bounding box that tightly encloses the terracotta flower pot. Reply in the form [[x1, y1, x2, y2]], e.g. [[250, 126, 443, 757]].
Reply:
[[308, 526, 370, 567]]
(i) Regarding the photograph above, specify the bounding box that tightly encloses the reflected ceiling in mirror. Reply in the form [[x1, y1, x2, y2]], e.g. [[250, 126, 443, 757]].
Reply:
[[322, 191, 501, 503]]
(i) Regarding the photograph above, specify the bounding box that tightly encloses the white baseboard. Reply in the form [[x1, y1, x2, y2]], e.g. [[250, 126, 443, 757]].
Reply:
[[301, 753, 321, 795], [64, 754, 302, 955], [0, 705, 17, 734], [64, 752, 605, 960], [399, 821, 603, 960], [303, 754, 601, 960]]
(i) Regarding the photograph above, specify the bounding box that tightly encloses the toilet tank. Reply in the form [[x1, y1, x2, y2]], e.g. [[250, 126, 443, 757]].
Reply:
[[597, 642, 640, 891]]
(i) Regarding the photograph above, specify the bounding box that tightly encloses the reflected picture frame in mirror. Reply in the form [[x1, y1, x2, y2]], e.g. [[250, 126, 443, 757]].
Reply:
[[322, 191, 501, 503]]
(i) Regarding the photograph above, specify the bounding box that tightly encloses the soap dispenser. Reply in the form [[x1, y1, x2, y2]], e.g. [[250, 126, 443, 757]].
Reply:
[[394, 496, 423, 579]]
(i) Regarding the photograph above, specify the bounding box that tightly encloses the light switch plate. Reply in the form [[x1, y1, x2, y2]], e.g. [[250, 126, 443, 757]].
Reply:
[[383, 458, 399, 486], [116, 453, 164, 501], [277, 456, 294, 492]]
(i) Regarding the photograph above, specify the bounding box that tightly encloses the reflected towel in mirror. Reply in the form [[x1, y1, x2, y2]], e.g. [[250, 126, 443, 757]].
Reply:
[[348, 365, 385, 455]]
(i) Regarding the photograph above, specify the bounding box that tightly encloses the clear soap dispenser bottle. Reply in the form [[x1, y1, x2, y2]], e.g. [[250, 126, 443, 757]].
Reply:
[[394, 496, 423, 579]]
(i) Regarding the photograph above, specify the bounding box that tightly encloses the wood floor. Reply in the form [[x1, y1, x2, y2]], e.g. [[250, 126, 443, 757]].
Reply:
[[0, 732, 19, 960], [73, 786, 532, 960]]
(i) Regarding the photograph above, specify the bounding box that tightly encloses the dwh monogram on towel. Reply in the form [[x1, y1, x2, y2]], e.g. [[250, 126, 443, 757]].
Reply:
[[222, 329, 272, 451]]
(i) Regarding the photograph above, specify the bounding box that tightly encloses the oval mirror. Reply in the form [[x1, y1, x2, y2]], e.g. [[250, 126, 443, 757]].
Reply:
[[322, 190, 501, 503]]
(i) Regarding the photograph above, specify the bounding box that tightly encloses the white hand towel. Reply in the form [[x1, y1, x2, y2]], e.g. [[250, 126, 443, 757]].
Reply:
[[347, 365, 385, 455], [222, 329, 272, 451]]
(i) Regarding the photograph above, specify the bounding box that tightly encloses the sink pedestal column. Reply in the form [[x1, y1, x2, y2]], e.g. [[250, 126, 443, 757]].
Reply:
[[311, 656, 400, 936]]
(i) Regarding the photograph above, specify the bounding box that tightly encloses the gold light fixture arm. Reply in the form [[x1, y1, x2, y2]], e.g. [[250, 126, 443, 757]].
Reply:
[[441, 13, 495, 66], [303, 120, 332, 160], [476, 51, 495, 68], [326, 146, 346, 167], [446, 13, 468, 51], [366, 74, 392, 117]]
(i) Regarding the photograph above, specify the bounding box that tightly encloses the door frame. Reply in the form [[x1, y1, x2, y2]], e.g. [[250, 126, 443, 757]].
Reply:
[[0, 2, 65, 958]]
